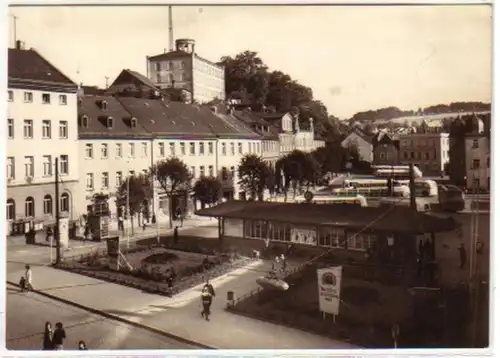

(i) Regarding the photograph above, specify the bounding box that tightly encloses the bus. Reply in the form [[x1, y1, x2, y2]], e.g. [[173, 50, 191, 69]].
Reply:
[[438, 184, 465, 212], [295, 194, 369, 207], [379, 197, 433, 212], [373, 165, 423, 179], [334, 178, 410, 197], [398, 179, 439, 197]]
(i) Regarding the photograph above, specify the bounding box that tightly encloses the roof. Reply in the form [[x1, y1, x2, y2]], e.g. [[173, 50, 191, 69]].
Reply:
[[195, 201, 460, 234], [78, 95, 149, 139], [148, 50, 192, 61], [231, 110, 281, 140], [373, 132, 400, 149], [8, 48, 77, 92], [109, 69, 160, 92], [342, 127, 373, 145]]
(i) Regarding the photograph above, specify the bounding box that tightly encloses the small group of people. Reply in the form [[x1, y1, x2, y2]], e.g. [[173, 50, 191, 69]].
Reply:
[[271, 253, 287, 273], [43, 321, 84, 350], [200, 280, 216, 321]]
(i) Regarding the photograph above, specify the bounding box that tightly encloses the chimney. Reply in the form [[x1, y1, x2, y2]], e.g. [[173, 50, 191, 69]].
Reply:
[[409, 163, 417, 211], [15, 40, 22, 50]]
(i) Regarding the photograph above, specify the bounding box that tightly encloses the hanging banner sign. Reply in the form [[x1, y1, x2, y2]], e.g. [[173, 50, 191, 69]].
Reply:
[[317, 266, 343, 315]]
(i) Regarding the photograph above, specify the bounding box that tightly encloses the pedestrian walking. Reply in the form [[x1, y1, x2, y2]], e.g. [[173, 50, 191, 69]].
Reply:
[[52, 322, 66, 350], [24, 265, 33, 292], [459, 243, 467, 269], [173, 226, 179, 245], [42, 322, 53, 350], [78, 340, 88, 350], [203, 279, 216, 298], [200, 287, 212, 321]]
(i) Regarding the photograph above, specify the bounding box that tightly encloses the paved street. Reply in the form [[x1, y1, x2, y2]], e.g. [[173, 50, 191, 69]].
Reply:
[[6, 287, 199, 350]]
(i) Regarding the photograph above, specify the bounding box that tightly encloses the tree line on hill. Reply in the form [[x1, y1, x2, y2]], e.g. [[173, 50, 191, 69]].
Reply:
[[91, 146, 366, 229]]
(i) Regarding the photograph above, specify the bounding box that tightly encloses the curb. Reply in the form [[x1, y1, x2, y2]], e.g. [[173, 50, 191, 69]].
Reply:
[[6, 281, 215, 350]]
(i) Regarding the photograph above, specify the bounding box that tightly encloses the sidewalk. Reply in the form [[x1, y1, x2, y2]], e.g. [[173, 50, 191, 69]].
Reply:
[[6, 261, 359, 349]]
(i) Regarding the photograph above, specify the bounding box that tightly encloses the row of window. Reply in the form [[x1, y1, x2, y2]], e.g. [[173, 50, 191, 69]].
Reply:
[[242, 220, 375, 251], [6, 194, 70, 220], [195, 61, 224, 79], [6, 155, 69, 180], [85, 165, 237, 191], [156, 72, 188, 84], [7, 118, 69, 140], [153, 60, 187, 72], [85, 141, 261, 160], [7, 90, 68, 105], [400, 138, 448, 147]]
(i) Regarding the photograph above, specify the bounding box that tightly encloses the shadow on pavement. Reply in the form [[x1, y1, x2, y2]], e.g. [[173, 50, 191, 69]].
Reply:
[[101, 309, 145, 318]]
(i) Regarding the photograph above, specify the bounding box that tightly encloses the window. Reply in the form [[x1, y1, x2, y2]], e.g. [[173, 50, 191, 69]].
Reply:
[[85, 144, 94, 159], [158, 142, 165, 156], [6, 199, 15, 220], [403, 151, 408, 160], [8, 90, 13, 101], [81, 116, 89, 128], [179, 73, 184, 82], [319, 227, 344, 248], [59, 94, 67, 105], [129, 143, 135, 157], [101, 172, 109, 189], [130, 118, 137, 128], [42, 120, 51, 139], [101, 144, 108, 159], [116, 171, 123, 187], [473, 178, 480, 188], [23, 120, 33, 139], [42, 155, 52, 177], [379, 153, 385, 160], [24, 91, 33, 103], [222, 143, 227, 155], [180, 61, 186, 69], [472, 159, 480, 169], [60, 193, 70, 212], [180, 143, 186, 155], [24, 156, 34, 178], [156, 73, 161, 83], [8, 118, 14, 139], [7, 157, 15, 180], [256, 143, 260, 153], [141, 142, 148, 157], [59, 121, 68, 139], [43, 195, 53, 215], [155, 62, 161, 71], [169, 142, 175, 156], [86, 173, 94, 190], [107, 117, 113, 128], [200, 166, 205, 177], [230, 166, 235, 180], [230, 143, 235, 155], [60, 155, 69, 175], [208, 165, 214, 177], [208, 142, 214, 155], [472, 139, 479, 149], [238, 142, 243, 154], [248, 142, 252, 153], [25, 197, 35, 217], [42, 93, 51, 104], [199, 142, 205, 155], [189, 142, 195, 155], [115, 143, 122, 158]]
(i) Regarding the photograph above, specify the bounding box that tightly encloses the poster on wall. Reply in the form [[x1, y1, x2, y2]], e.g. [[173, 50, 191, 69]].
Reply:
[[317, 266, 343, 315], [58, 217, 69, 249], [291, 226, 317, 246]]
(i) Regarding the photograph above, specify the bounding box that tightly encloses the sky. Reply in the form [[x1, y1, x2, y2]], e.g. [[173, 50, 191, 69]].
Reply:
[[8, 4, 492, 119]]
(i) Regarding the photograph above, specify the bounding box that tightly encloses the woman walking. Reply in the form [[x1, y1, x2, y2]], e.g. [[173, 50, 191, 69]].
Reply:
[[200, 287, 212, 321], [42, 322, 53, 350]]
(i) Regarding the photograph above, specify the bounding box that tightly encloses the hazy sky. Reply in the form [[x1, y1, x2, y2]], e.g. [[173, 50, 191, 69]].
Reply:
[[8, 5, 491, 119]]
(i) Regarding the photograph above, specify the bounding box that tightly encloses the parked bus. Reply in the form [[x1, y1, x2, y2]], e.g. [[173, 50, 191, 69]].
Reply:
[[295, 194, 369, 207], [398, 179, 439, 197], [334, 178, 410, 197], [373, 165, 423, 179]]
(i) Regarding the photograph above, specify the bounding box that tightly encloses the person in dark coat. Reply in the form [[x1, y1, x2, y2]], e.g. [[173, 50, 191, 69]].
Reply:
[[173, 226, 179, 244], [200, 287, 212, 321], [459, 243, 467, 269], [52, 322, 66, 350], [42, 322, 53, 350], [203, 279, 215, 298]]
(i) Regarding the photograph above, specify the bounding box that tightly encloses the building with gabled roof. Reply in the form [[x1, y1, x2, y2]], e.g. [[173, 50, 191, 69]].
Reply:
[[147, 39, 225, 104], [341, 127, 375, 163], [7, 41, 80, 234]]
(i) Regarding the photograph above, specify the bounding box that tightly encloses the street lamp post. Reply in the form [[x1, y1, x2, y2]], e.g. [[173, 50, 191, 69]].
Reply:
[[126, 175, 130, 249]]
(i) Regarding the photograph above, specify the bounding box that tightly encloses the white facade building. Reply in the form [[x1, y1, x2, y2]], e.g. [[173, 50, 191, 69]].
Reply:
[[341, 128, 374, 163], [465, 134, 490, 191], [6, 45, 80, 234]]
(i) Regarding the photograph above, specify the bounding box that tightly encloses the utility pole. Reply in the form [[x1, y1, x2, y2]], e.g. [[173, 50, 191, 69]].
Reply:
[[126, 175, 130, 249], [55, 157, 61, 265], [409, 163, 417, 211], [12, 15, 18, 47]]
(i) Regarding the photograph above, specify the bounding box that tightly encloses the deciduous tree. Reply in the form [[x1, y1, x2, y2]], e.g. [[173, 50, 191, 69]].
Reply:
[[238, 154, 271, 201], [193, 176, 222, 208], [152, 158, 192, 228], [116, 173, 153, 234]]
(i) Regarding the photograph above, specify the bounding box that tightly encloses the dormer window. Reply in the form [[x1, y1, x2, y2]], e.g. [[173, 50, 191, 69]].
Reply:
[[96, 99, 108, 110], [107, 116, 113, 129], [131, 117, 137, 128], [81, 115, 89, 128]]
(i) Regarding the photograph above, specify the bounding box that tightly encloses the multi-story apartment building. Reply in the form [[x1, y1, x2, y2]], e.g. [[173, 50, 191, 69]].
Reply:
[[465, 131, 490, 192], [6, 42, 79, 234], [399, 133, 450, 176], [372, 132, 400, 166], [78, 95, 261, 224], [147, 39, 225, 104]]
